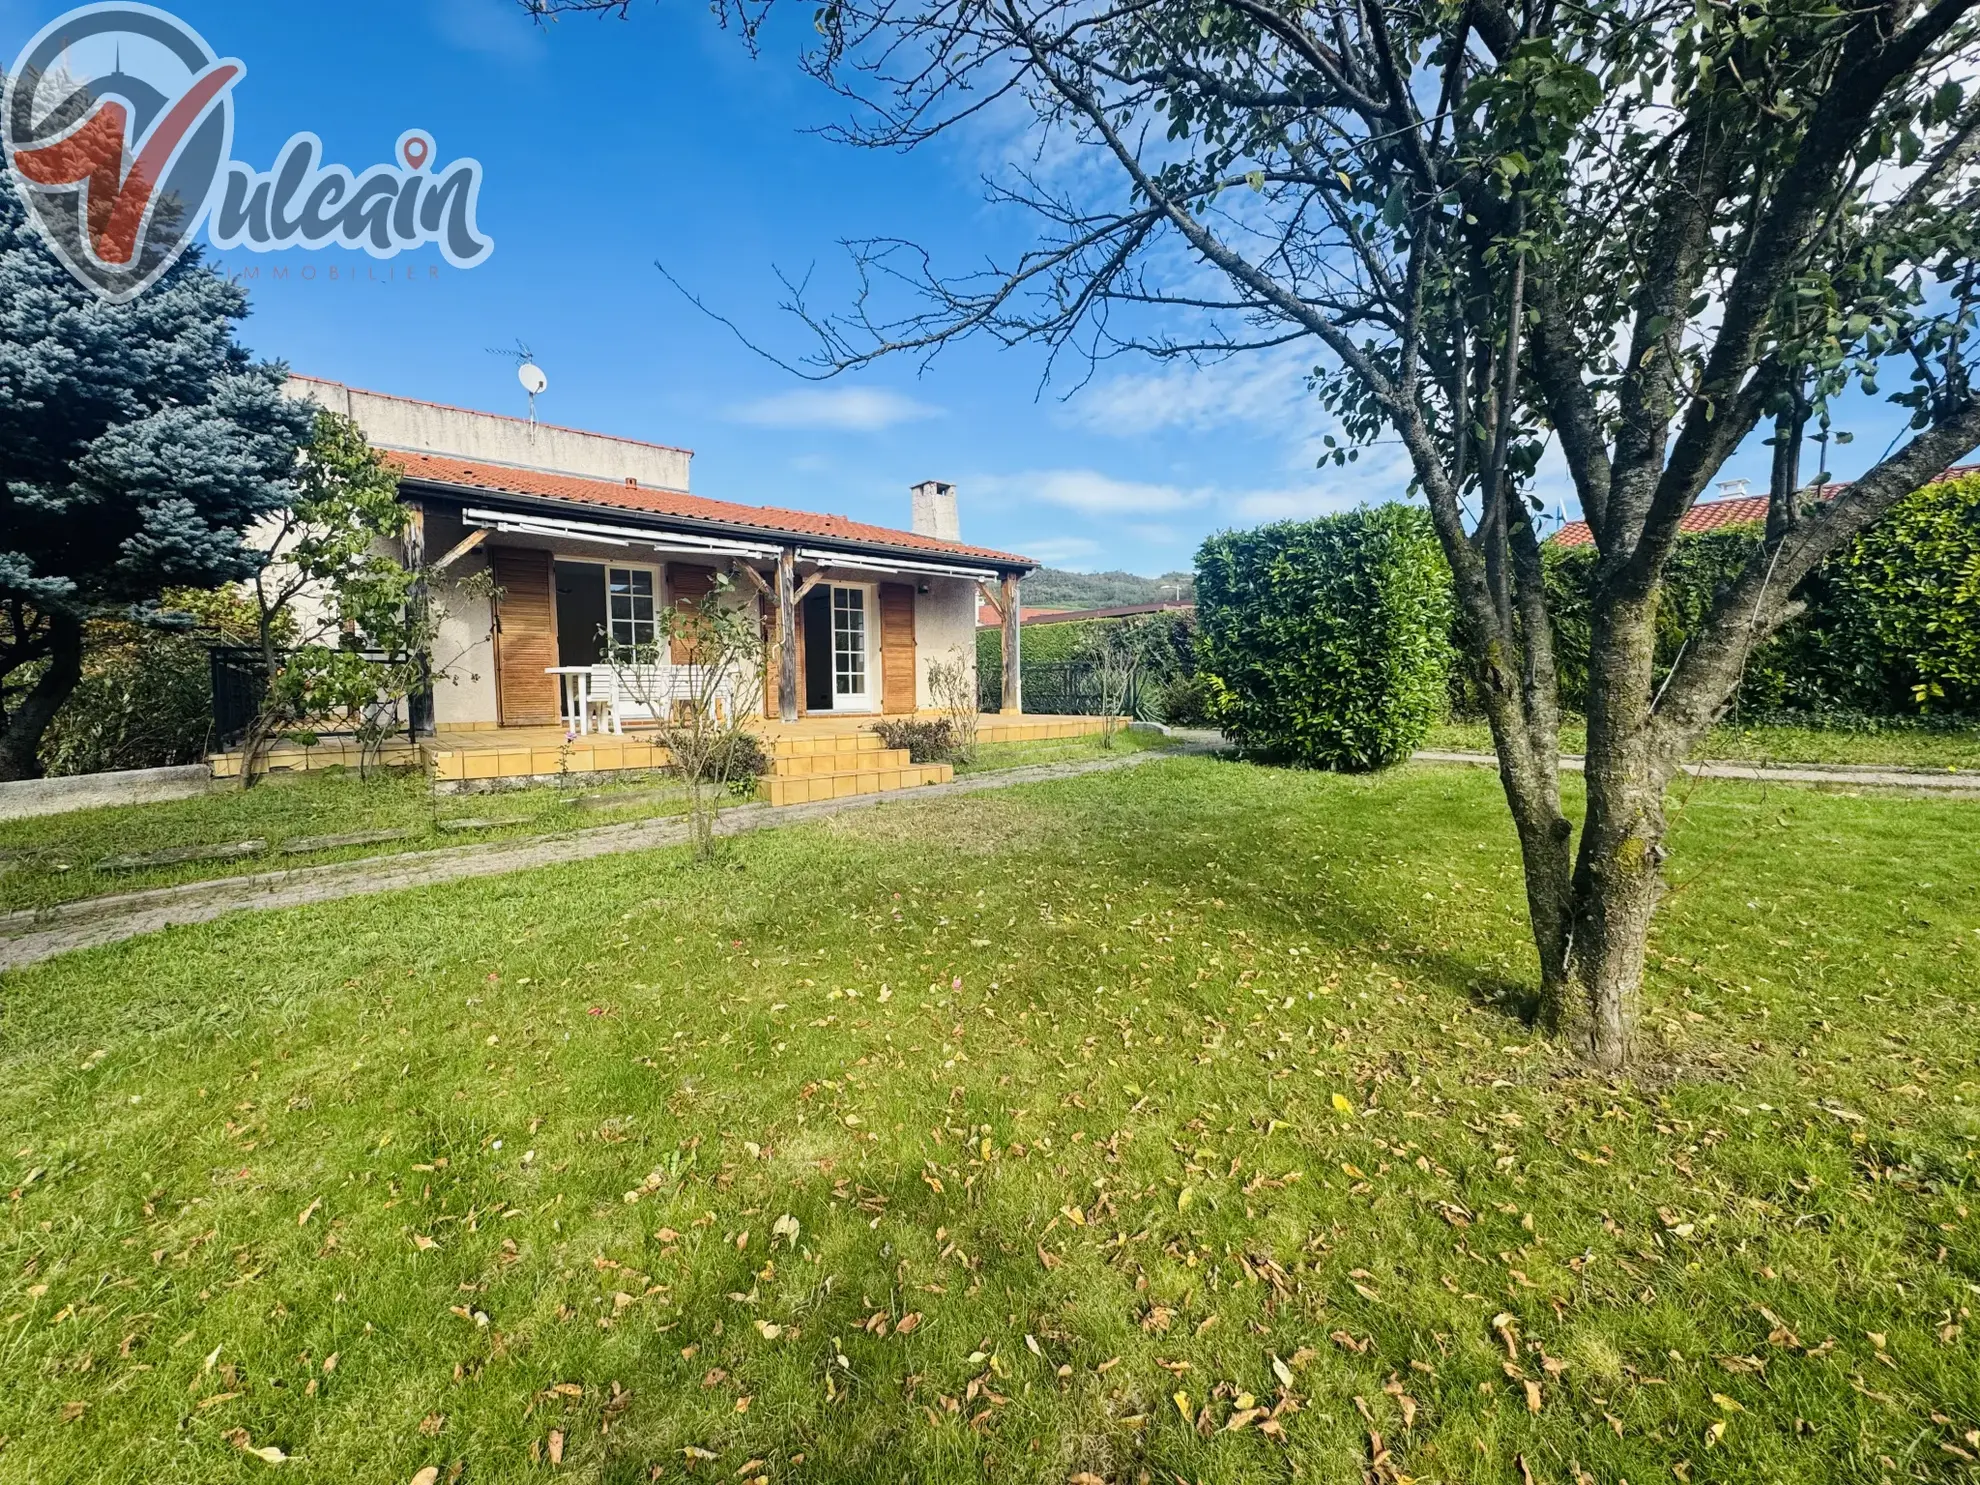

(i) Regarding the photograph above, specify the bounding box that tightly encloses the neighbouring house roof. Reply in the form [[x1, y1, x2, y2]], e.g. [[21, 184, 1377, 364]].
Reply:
[[1548, 463, 1980, 549], [385, 451, 1037, 572], [976, 604, 1074, 627], [977, 600, 1196, 628]]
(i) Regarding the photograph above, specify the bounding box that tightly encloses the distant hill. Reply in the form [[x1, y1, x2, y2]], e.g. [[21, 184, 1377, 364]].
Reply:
[[1021, 567, 1195, 608]]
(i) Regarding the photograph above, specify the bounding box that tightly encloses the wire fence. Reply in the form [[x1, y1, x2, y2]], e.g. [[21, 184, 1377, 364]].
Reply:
[[978, 661, 1145, 717], [208, 646, 421, 748]]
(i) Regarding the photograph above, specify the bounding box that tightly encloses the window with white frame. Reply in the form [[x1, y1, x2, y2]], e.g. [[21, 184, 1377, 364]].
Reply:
[[832, 586, 867, 696], [607, 567, 657, 651]]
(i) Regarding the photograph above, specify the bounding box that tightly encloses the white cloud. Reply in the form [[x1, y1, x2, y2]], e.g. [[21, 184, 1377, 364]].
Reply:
[[1230, 486, 1375, 521], [981, 468, 1203, 515], [1017, 536, 1104, 565], [429, 0, 546, 61], [1065, 352, 1312, 437], [732, 387, 940, 432]]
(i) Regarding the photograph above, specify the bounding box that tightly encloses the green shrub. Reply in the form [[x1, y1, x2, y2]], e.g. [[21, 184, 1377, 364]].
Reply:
[[39, 587, 262, 776], [1196, 505, 1454, 770], [724, 729, 771, 781], [874, 718, 957, 764], [38, 628, 214, 776], [1535, 472, 1980, 720], [1819, 470, 1980, 712], [1541, 526, 1771, 715], [1152, 673, 1216, 727]]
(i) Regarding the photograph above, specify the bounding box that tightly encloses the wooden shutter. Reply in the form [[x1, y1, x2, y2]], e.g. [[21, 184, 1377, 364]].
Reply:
[[880, 582, 917, 715], [492, 547, 558, 726], [668, 563, 718, 663]]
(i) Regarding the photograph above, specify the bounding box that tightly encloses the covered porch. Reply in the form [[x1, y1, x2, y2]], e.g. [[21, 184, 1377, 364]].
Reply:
[[432, 502, 1022, 734]]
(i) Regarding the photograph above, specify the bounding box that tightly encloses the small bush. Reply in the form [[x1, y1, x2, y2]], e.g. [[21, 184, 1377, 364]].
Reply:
[[40, 587, 262, 776], [1196, 505, 1453, 770], [874, 718, 956, 764], [1153, 673, 1216, 727], [723, 729, 771, 780]]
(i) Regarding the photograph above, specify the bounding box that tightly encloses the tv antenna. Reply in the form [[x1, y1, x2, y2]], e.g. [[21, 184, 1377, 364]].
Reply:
[[487, 340, 548, 424]]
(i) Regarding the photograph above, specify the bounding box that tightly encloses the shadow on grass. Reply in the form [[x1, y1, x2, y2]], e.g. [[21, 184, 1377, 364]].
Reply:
[[983, 750, 1553, 1037]]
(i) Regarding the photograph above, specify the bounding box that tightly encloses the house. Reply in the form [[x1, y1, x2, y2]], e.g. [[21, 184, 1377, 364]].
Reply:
[[220, 378, 1094, 797]]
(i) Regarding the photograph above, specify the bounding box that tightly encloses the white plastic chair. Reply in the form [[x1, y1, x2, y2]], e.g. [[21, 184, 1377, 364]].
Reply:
[[584, 670, 624, 735]]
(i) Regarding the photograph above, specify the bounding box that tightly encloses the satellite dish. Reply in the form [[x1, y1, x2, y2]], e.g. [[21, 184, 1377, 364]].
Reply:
[[517, 362, 547, 426]]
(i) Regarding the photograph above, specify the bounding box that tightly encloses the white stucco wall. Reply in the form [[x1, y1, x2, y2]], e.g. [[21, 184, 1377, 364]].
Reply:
[[914, 576, 980, 709], [429, 556, 500, 726], [285, 375, 693, 492]]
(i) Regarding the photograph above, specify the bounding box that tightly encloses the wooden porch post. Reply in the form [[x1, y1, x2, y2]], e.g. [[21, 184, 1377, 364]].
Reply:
[[1000, 571, 1022, 715], [403, 499, 436, 737], [777, 546, 800, 723]]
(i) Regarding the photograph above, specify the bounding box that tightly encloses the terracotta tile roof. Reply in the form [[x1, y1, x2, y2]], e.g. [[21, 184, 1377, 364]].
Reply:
[[1548, 464, 1980, 549], [977, 604, 1074, 627], [384, 451, 1035, 569], [977, 601, 1195, 627]]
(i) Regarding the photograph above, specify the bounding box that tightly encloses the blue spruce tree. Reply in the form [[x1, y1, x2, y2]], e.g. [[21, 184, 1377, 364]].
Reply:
[[0, 183, 311, 780]]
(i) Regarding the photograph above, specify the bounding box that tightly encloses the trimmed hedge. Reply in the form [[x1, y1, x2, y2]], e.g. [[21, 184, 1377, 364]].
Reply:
[[1196, 506, 1454, 770], [1539, 471, 1980, 718]]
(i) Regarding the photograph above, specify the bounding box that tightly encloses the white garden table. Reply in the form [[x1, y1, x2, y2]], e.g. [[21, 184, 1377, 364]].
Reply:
[[545, 666, 621, 735]]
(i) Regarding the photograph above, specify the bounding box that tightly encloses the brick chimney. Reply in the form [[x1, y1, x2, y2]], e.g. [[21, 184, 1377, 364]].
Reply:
[[910, 480, 960, 542]]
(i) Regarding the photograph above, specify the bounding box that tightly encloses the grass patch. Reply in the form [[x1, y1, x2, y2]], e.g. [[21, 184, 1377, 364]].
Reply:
[[1425, 718, 1980, 770], [0, 760, 1975, 1483], [957, 726, 1174, 775], [0, 769, 705, 914]]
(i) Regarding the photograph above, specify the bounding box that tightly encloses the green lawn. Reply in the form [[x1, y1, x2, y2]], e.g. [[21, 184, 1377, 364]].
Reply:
[[0, 732, 1165, 916], [954, 725, 1172, 776], [1, 759, 1975, 1484], [1425, 718, 1980, 770], [0, 769, 699, 916]]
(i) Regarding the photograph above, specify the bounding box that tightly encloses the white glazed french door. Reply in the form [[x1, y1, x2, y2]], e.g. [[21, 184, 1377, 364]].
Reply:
[[829, 586, 872, 710]]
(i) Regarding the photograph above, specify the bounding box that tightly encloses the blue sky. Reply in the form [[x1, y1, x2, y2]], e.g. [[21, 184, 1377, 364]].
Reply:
[[1, 0, 1934, 574]]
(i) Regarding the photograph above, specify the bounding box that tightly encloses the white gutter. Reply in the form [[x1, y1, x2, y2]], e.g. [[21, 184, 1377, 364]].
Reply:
[[463, 507, 783, 561], [794, 546, 1004, 582]]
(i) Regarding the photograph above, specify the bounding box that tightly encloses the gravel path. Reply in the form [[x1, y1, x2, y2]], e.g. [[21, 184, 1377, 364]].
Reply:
[[7, 739, 1964, 972], [1412, 749, 1980, 792], [0, 746, 1204, 971]]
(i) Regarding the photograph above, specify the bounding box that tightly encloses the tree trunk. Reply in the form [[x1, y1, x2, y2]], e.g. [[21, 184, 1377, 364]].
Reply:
[[1565, 594, 1666, 1072], [0, 611, 84, 782], [1479, 689, 1576, 1018]]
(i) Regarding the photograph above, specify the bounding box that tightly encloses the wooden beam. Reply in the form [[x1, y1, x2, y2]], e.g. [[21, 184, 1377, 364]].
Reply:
[[794, 570, 829, 603], [776, 547, 800, 724], [403, 501, 435, 736], [1000, 572, 1022, 715], [730, 560, 772, 598], [976, 580, 1006, 619], [429, 526, 489, 574]]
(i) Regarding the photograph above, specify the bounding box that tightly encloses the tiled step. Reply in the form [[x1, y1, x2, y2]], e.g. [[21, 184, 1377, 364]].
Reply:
[[209, 739, 426, 779], [427, 736, 669, 783], [766, 762, 953, 807], [975, 717, 1106, 745], [771, 747, 912, 777], [766, 731, 890, 760]]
